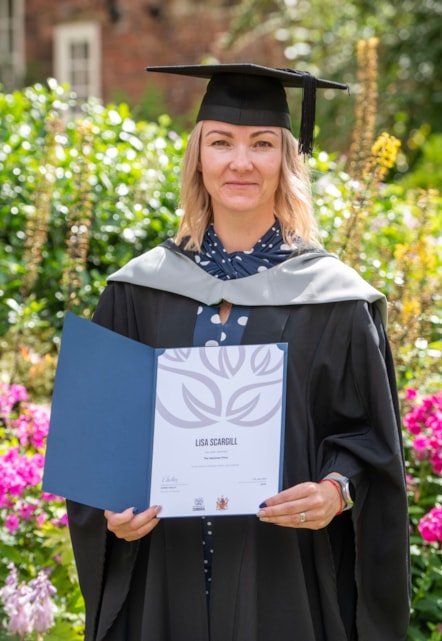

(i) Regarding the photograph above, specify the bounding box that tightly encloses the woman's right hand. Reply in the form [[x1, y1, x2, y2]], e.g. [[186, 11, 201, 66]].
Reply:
[[104, 505, 161, 541]]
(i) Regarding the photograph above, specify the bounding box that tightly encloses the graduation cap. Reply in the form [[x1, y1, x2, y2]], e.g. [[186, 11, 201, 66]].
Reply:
[[146, 63, 348, 156]]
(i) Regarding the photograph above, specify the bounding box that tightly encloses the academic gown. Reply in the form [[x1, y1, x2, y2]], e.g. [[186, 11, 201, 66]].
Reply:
[[67, 243, 410, 641]]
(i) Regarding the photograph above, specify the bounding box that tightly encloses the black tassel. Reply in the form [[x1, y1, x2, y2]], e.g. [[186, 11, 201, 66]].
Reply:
[[298, 73, 317, 156]]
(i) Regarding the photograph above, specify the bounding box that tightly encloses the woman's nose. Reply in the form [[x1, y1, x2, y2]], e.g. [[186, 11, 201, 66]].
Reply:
[[229, 146, 253, 171]]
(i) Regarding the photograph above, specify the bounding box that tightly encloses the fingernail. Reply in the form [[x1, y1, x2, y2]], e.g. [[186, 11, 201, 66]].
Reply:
[[132, 507, 139, 515], [259, 502, 267, 509]]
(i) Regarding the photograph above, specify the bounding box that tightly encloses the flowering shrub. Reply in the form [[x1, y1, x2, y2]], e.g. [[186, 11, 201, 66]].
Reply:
[[0, 383, 83, 639], [0, 384, 66, 536], [404, 390, 442, 479], [0, 564, 57, 639], [419, 507, 442, 545], [403, 389, 442, 640]]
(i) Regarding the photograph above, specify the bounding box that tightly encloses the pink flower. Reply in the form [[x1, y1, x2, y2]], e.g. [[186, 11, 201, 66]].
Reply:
[[0, 384, 28, 419], [405, 388, 417, 402], [5, 513, 20, 533], [418, 506, 442, 544], [56, 512, 69, 527], [404, 391, 442, 476], [0, 384, 68, 533]]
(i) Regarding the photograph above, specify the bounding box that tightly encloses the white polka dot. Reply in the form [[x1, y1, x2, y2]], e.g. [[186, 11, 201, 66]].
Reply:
[[220, 332, 227, 342], [197, 306, 203, 315], [257, 265, 268, 272], [237, 316, 248, 326], [207, 521, 212, 526], [205, 340, 219, 347], [195, 255, 201, 263], [210, 314, 221, 324]]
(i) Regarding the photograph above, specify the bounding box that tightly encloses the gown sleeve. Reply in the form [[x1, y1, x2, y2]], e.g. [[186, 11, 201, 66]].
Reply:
[[315, 301, 410, 640]]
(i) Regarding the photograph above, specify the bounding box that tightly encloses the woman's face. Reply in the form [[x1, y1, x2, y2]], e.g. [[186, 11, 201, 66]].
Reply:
[[199, 121, 283, 222]]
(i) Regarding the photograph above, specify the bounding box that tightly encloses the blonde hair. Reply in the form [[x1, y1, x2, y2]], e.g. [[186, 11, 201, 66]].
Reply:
[[176, 121, 319, 251]]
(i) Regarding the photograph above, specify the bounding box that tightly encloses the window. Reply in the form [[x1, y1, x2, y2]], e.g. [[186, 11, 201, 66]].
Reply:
[[0, 0, 25, 91], [54, 22, 101, 102]]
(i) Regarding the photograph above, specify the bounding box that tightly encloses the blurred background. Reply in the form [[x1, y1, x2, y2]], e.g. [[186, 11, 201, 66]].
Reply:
[[1, 0, 441, 173]]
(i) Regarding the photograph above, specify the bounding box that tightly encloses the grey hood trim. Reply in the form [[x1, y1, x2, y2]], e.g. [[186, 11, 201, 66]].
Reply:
[[108, 244, 387, 325]]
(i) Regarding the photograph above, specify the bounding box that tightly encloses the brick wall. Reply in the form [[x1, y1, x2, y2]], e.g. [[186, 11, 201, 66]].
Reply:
[[23, 0, 285, 119]]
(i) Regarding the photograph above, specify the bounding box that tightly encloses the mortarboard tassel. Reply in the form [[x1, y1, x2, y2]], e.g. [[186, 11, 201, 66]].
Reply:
[[298, 73, 317, 157]]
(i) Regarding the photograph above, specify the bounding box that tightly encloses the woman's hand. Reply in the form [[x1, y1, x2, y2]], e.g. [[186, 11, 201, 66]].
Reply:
[[256, 481, 343, 530], [104, 505, 161, 541]]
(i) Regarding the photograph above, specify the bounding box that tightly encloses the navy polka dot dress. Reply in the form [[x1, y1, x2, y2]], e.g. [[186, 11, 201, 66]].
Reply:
[[191, 221, 299, 600]]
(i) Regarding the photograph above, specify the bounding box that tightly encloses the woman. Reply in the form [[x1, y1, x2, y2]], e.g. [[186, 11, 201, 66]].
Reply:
[[67, 64, 410, 641]]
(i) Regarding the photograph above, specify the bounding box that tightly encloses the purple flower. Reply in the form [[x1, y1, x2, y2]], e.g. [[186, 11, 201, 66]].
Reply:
[[0, 563, 57, 636]]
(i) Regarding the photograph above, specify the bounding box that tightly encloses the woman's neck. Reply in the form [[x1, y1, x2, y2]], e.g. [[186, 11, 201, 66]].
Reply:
[[212, 212, 276, 253]]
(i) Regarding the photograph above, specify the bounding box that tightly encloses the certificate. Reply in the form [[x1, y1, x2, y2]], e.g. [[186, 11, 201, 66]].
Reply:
[[43, 313, 287, 517]]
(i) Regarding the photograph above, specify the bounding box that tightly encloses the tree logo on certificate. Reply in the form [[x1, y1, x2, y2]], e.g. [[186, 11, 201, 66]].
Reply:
[[216, 496, 229, 511], [156, 345, 284, 428]]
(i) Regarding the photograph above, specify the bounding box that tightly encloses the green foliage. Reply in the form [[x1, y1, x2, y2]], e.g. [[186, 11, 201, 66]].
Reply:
[[225, 0, 441, 163], [0, 80, 185, 340], [401, 134, 442, 190]]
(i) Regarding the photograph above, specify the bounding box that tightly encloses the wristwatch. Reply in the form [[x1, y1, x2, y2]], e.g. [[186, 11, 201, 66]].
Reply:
[[322, 473, 354, 511]]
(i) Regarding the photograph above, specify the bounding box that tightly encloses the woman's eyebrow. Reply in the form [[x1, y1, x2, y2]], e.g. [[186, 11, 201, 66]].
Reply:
[[204, 129, 279, 138], [250, 130, 279, 138], [204, 129, 233, 138]]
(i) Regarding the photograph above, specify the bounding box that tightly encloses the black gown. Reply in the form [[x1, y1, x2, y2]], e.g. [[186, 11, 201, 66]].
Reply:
[[67, 245, 410, 641]]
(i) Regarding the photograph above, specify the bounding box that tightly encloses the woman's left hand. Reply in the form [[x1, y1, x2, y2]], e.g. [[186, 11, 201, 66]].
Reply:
[[256, 481, 343, 530]]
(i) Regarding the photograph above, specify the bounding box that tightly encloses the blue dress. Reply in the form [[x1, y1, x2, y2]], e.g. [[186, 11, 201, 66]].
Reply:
[[191, 221, 299, 601]]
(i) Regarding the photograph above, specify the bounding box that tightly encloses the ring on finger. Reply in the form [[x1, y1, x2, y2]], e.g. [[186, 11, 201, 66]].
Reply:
[[300, 512, 306, 523]]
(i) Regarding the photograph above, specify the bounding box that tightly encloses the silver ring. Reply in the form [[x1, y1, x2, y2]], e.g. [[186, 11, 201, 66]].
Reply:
[[300, 512, 306, 523]]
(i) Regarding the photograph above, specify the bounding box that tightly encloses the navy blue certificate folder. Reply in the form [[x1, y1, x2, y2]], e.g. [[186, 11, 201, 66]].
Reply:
[[43, 312, 158, 512], [43, 312, 287, 516]]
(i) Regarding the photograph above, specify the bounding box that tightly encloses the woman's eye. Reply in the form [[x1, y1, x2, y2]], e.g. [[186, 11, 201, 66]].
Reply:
[[255, 140, 272, 148]]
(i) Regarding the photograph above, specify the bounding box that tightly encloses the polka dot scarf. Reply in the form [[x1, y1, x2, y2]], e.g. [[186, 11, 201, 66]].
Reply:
[[192, 220, 298, 347], [194, 220, 298, 280]]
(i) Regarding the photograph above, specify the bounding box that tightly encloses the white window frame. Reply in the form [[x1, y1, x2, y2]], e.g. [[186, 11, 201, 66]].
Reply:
[[0, 0, 25, 91], [54, 22, 101, 101]]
